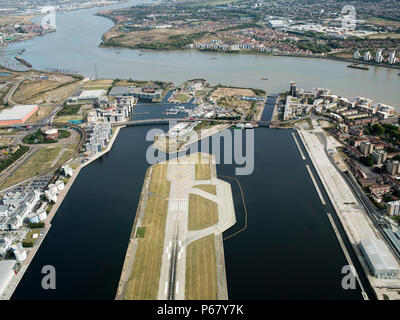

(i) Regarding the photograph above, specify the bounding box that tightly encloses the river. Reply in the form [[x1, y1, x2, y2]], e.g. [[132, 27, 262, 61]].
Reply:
[[3, 0, 397, 300], [0, 0, 399, 109]]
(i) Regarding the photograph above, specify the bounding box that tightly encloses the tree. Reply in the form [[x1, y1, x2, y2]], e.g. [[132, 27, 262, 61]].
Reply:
[[360, 155, 374, 167], [371, 123, 385, 136]]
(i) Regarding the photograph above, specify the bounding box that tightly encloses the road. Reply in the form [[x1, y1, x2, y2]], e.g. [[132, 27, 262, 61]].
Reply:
[[4, 76, 28, 107]]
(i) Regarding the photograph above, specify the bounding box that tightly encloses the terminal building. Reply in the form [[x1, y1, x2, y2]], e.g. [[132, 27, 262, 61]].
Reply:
[[0, 105, 38, 126], [359, 238, 400, 279]]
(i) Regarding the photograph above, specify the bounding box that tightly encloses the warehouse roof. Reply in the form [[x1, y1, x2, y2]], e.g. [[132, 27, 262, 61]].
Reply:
[[0, 105, 37, 121], [360, 238, 399, 272], [77, 90, 105, 99]]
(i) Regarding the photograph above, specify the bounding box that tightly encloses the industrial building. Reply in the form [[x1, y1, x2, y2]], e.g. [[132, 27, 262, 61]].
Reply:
[[359, 238, 400, 279], [0, 105, 38, 126], [67, 90, 106, 104]]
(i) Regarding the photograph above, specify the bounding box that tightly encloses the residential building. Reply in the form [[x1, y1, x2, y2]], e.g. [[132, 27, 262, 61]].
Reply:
[[387, 200, 400, 216], [372, 150, 387, 165], [387, 160, 400, 175], [44, 190, 57, 203], [369, 184, 390, 196], [289, 81, 296, 97], [61, 165, 73, 177], [360, 141, 374, 155], [11, 243, 26, 262], [364, 51, 372, 61], [0, 237, 11, 257], [375, 49, 383, 63], [389, 50, 397, 65]]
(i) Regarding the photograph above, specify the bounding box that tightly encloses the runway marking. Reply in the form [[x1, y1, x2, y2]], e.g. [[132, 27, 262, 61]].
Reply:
[[175, 281, 179, 294], [168, 253, 171, 260], [165, 282, 168, 294], [178, 252, 181, 260], [169, 200, 187, 212]]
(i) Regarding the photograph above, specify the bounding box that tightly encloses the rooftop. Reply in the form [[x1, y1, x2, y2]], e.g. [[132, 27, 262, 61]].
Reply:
[[0, 105, 37, 121], [360, 238, 400, 272]]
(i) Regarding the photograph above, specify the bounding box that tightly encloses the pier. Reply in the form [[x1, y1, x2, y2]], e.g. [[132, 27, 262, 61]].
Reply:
[[347, 63, 369, 71], [292, 132, 306, 160], [305, 165, 326, 205]]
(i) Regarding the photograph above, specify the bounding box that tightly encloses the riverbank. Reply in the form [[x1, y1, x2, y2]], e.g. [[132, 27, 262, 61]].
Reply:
[[297, 126, 400, 300], [1, 125, 124, 300]]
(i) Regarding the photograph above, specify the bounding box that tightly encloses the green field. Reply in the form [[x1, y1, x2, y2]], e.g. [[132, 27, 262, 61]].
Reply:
[[1, 146, 62, 189]]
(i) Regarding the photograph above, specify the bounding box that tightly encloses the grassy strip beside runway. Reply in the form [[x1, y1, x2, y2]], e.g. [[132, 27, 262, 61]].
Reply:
[[188, 193, 218, 231], [124, 163, 170, 299], [185, 234, 218, 300], [149, 164, 171, 198], [124, 195, 169, 299], [195, 155, 211, 180]]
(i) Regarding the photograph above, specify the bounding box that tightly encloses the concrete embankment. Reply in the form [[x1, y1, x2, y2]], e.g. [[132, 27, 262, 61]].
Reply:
[[296, 128, 400, 300]]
